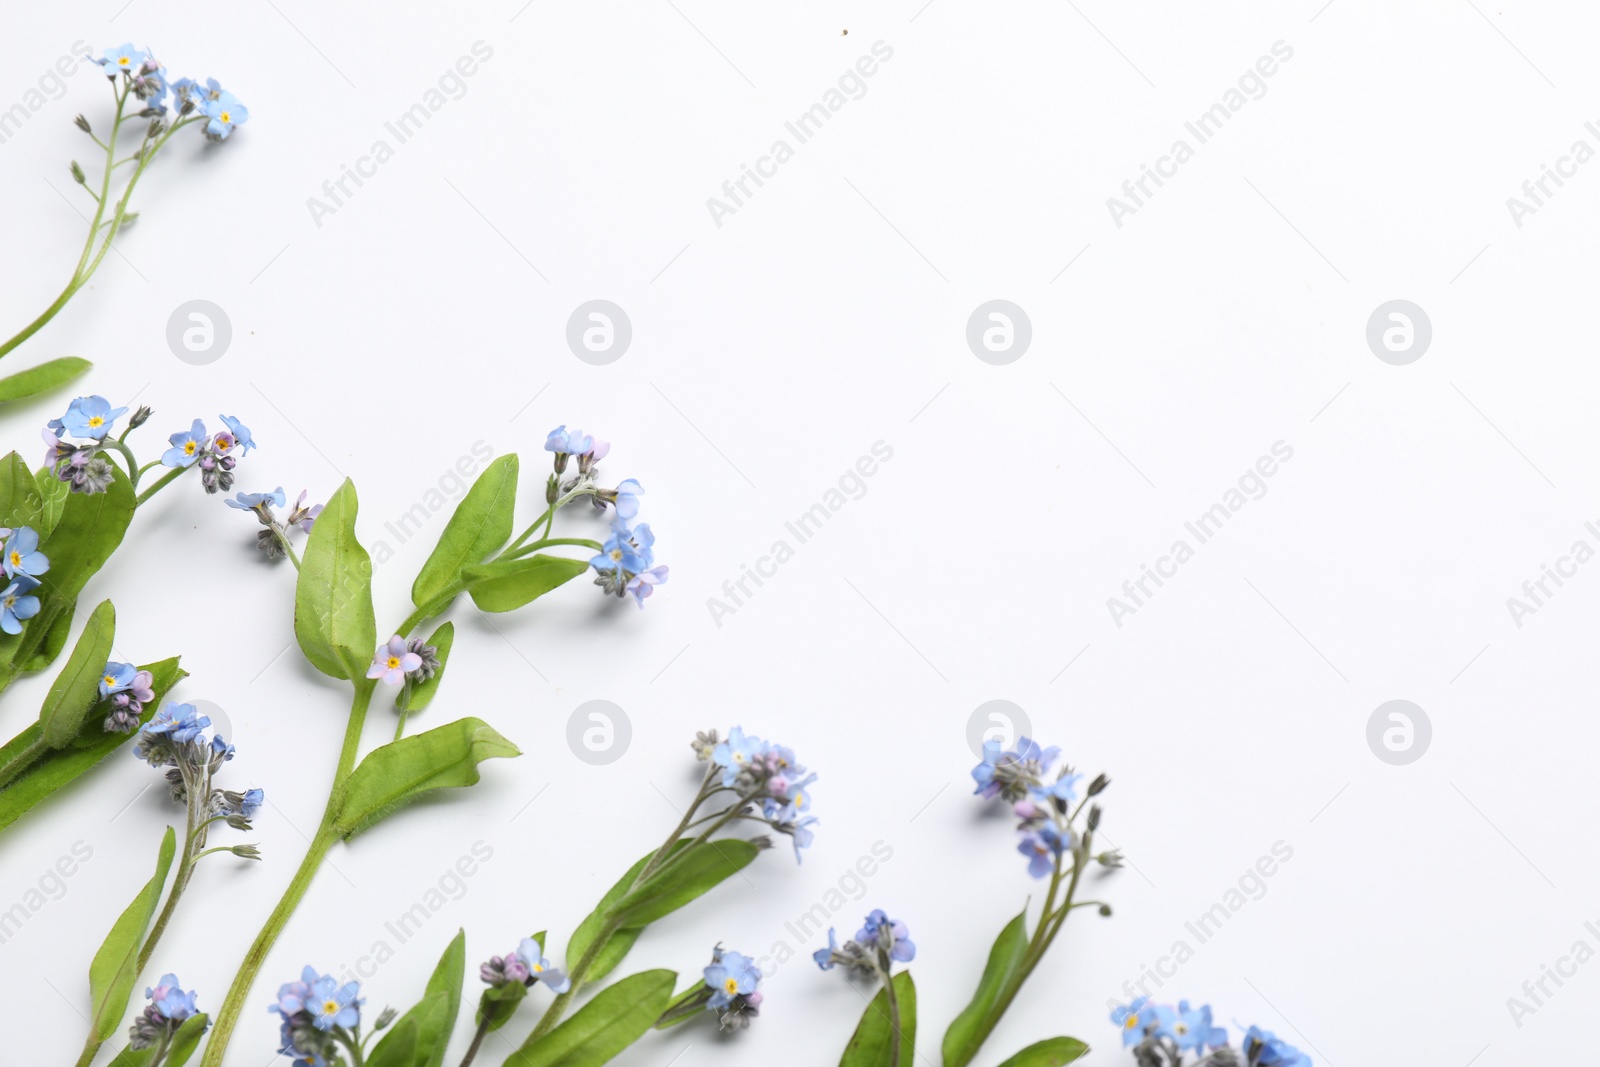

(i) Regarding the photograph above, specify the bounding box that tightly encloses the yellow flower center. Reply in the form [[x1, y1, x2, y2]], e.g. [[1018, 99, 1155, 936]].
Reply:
[[610, 548, 623, 561], [220, 110, 231, 122], [89, 416, 104, 428], [9, 552, 18, 567], [104, 675, 116, 686], [532, 962, 543, 973], [184, 441, 197, 455], [117, 57, 131, 67], [1124, 1016, 1139, 1030], [723, 977, 740, 994], [1176, 1023, 1189, 1034], [322, 1000, 339, 1015], [386, 656, 401, 669]]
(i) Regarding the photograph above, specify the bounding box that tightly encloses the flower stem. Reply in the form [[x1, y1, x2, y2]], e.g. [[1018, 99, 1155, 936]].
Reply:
[[881, 962, 904, 1067], [134, 467, 186, 507], [458, 1017, 492, 1067], [199, 682, 375, 1067]]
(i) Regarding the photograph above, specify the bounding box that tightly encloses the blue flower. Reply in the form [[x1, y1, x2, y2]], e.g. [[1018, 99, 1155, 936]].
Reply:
[[1017, 824, 1070, 879], [971, 735, 1060, 799], [96, 43, 148, 77], [202, 91, 248, 140], [145, 974, 199, 1021], [3, 527, 49, 580], [856, 910, 915, 963], [270, 966, 320, 1018], [627, 564, 668, 607], [0, 576, 41, 635], [100, 661, 138, 698], [513, 936, 571, 993], [226, 487, 286, 511], [239, 788, 264, 817], [711, 726, 766, 785], [812, 929, 840, 970], [775, 805, 818, 862], [703, 950, 760, 1010], [1244, 1025, 1312, 1066], [592, 520, 650, 574], [1029, 770, 1085, 808], [1174, 1001, 1226, 1051], [62, 396, 127, 439], [1110, 997, 1154, 1046], [221, 414, 256, 455], [142, 702, 211, 744], [610, 478, 643, 520], [162, 420, 208, 468], [307, 975, 361, 1031], [211, 734, 236, 761], [544, 425, 593, 456]]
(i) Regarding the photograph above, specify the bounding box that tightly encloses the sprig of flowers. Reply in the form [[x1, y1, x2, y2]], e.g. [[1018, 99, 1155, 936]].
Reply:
[[1111, 998, 1311, 1067], [0, 45, 248, 366], [43, 397, 257, 505], [654, 945, 766, 1034], [269, 967, 378, 1067], [127, 974, 206, 1067]]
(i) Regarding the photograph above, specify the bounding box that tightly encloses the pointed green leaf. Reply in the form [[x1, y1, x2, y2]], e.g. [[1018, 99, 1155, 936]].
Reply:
[[294, 479, 376, 680], [462, 554, 589, 613], [87, 827, 176, 1041], [0, 657, 185, 833], [841, 972, 917, 1067], [991, 1037, 1091, 1067], [334, 717, 519, 838], [0, 357, 92, 404], [396, 622, 453, 715], [412, 454, 519, 610], [419, 929, 466, 1067], [941, 910, 1029, 1067], [39, 600, 116, 748], [508, 969, 676, 1067], [368, 929, 467, 1067], [367, 1016, 422, 1067], [0, 452, 43, 529], [23, 595, 78, 672]]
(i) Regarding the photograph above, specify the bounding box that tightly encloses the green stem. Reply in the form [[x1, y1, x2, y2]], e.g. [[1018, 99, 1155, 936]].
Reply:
[[458, 1017, 493, 1067], [103, 439, 140, 483], [199, 682, 375, 1067], [881, 961, 904, 1067], [500, 537, 602, 562], [134, 467, 186, 507]]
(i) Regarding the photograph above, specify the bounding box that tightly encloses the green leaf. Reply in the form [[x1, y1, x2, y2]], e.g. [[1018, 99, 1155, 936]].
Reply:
[[367, 1016, 422, 1067], [991, 1037, 1091, 1067], [508, 969, 676, 1067], [478, 980, 530, 1034], [39, 599, 116, 748], [611, 840, 761, 927], [412, 454, 518, 610], [0, 456, 134, 680], [162, 1014, 212, 1067], [462, 554, 588, 613], [0, 357, 92, 404], [0, 452, 43, 529], [562, 840, 758, 987], [22, 595, 78, 672], [841, 972, 917, 1067], [0, 657, 185, 833], [293, 479, 376, 680], [87, 827, 176, 1041], [396, 622, 453, 715], [418, 929, 466, 1067], [941, 910, 1029, 1067], [334, 717, 519, 838], [34, 465, 69, 538]]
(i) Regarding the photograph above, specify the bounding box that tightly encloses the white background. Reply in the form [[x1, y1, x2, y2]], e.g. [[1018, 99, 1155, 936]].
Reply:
[[2, 2, 1596, 1066]]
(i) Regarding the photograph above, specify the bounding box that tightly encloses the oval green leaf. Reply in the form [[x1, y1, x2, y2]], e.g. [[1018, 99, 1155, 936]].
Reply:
[[293, 479, 376, 681], [508, 969, 676, 1067], [412, 454, 519, 610], [0, 356, 92, 404], [0, 451, 43, 530], [462, 554, 589, 613], [86, 827, 176, 1041], [39, 599, 116, 748], [841, 971, 917, 1067], [992, 1037, 1091, 1067], [334, 717, 519, 838], [941, 910, 1029, 1067], [33, 464, 69, 538]]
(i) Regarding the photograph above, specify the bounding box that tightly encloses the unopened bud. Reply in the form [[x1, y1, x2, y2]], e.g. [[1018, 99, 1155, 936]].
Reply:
[[74, 114, 91, 133], [129, 405, 152, 429], [373, 1007, 398, 1030], [230, 844, 262, 860], [70, 160, 85, 184], [1097, 904, 1113, 916], [748, 834, 774, 851], [1087, 773, 1110, 797], [1095, 849, 1124, 869], [1086, 804, 1101, 831], [545, 473, 560, 505], [226, 814, 252, 831]]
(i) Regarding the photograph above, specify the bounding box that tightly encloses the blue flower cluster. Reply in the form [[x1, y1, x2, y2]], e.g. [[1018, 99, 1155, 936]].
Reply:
[[543, 426, 669, 607], [270, 966, 364, 1067], [698, 726, 818, 861], [94, 44, 249, 140], [813, 909, 915, 979], [1111, 998, 1310, 1066], [127, 973, 204, 1051], [99, 659, 156, 733], [702, 946, 763, 1030], [44, 394, 135, 493], [0, 524, 48, 634], [227, 487, 320, 560], [479, 936, 571, 994], [161, 414, 255, 494], [972, 735, 1116, 879], [134, 703, 263, 858]]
